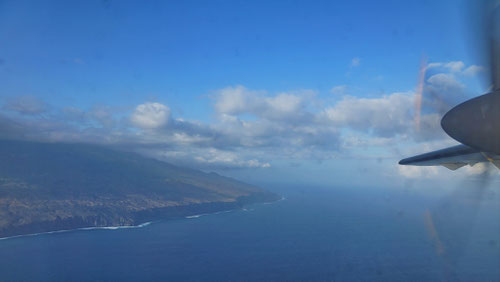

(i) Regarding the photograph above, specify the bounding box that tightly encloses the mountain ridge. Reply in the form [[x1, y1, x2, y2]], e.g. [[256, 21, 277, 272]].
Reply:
[[0, 140, 279, 237]]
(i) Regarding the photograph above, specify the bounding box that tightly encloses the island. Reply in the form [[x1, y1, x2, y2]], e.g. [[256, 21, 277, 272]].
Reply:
[[0, 140, 280, 238]]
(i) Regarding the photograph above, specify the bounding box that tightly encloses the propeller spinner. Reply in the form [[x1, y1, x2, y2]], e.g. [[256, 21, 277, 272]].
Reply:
[[440, 0, 500, 154], [441, 91, 500, 154]]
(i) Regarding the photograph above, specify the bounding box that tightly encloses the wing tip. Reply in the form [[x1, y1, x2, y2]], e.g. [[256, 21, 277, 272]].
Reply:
[[398, 144, 477, 166], [398, 158, 410, 165]]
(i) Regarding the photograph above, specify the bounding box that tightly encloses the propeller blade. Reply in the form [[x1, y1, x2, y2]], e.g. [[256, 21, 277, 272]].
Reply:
[[486, 1, 500, 90], [428, 164, 493, 279], [467, 0, 500, 91]]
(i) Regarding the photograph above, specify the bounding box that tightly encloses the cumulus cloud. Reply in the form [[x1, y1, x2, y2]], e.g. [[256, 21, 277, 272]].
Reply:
[[350, 57, 361, 67], [214, 86, 309, 122], [427, 61, 485, 78], [0, 60, 480, 172], [131, 102, 170, 129], [265, 93, 303, 118], [423, 72, 470, 116], [445, 61, 464, 72], [427, 61, 465, 73], [397, 158, 495, 179], [89, 106, 115, 128], [215, 86, 314, 126], [214, 85, 256, 115], [3, 95, 47, 115], [398, 165, 440, 179], [462, 65, 485, 77], [330, 85, 348, 95], [322, 92, 413, 137], [0, 87, 446, 169], [137, 146, 271, 169], [414, 113, 447, 141], [193, 148, 271, 168]]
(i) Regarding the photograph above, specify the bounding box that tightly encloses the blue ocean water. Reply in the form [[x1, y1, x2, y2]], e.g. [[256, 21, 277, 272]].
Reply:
[[1, 185, 500, 281]]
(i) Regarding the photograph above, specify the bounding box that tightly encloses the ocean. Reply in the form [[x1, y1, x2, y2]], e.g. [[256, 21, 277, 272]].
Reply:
[[1, 185, 500, 281]]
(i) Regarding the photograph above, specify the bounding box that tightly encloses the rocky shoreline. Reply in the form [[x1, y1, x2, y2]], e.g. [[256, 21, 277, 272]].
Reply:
[[0, 192, 279, 238], [0, 140, 280, 239]]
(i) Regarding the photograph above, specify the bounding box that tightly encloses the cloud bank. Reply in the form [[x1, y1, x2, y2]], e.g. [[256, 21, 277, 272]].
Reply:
[[0, 61, 481, 174]]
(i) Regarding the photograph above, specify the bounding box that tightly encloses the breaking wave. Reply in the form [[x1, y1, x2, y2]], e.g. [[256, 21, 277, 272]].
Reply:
[[0, 222, 152, 241]]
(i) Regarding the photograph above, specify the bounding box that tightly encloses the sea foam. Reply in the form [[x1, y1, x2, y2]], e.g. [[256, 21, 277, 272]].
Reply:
[[0, 221, 152, 241]]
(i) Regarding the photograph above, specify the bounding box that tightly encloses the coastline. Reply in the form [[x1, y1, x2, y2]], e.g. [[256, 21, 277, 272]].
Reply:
[[0, 221, 153, 241], [0, 195, 285, 241], [185, 209, 235, 219], [185, 196, 286, 219]]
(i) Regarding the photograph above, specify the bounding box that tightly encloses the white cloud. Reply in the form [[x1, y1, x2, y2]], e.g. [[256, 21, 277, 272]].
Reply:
[[263, 93, 304, 120], [0, 60, 481, 172], [194, 148, 271, 168], [142, 147, 271, 169], [427, 61, 485, 78], [462, 65, 485, 77], [322, 92, 414, 137], [214, 86, 308, 122], [426, 73, 464, 88], [0, 87, 447, 169], [424, 73, 469, 115], [89, 106, 115, 128], [463, 162, 490, 175], [131, 102, 170, 129], [427, 61, 465, 73], [214, 85, 259, 115], [350, 57, 361, 67], [398, 159, 496, 179], [426, 62, 442, 69], [3, 95, 47, 115], [398, 165, 440, 179], [330, 85, 348, 95], [444, 61, 465, 72]]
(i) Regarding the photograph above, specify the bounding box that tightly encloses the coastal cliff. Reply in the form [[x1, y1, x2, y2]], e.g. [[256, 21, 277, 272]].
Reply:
[[0, 140, 279, 238]]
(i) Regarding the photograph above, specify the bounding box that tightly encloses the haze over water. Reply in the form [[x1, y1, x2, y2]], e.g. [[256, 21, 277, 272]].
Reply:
[[1, 185, 499, 281]]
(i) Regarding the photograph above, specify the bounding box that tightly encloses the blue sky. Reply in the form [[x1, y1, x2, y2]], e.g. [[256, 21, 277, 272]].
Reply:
[[0, 0, 491, 188]]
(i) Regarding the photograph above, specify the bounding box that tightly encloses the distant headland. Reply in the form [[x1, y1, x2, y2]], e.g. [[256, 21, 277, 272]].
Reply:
[[0, 140, 279, 238]]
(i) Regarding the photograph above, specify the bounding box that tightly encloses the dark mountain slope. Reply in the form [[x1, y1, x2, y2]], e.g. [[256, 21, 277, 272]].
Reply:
[[0, 140, 278, 237]]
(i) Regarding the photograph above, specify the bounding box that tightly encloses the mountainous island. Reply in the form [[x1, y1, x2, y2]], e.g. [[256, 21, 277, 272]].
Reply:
[[0, 140, 279, 238]]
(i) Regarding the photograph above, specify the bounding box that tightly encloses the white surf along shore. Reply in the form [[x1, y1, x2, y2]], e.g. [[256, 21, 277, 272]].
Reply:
[[185, 196, 286, 219], [0, 196, 286, 241], [0, 222, 152, 241]]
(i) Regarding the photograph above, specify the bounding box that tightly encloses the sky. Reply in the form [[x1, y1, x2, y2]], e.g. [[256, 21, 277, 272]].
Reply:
[[0, 0, 493, 188]]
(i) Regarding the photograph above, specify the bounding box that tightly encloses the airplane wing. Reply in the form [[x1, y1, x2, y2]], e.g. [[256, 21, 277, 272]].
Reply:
[[399, 144, 499, 170]]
